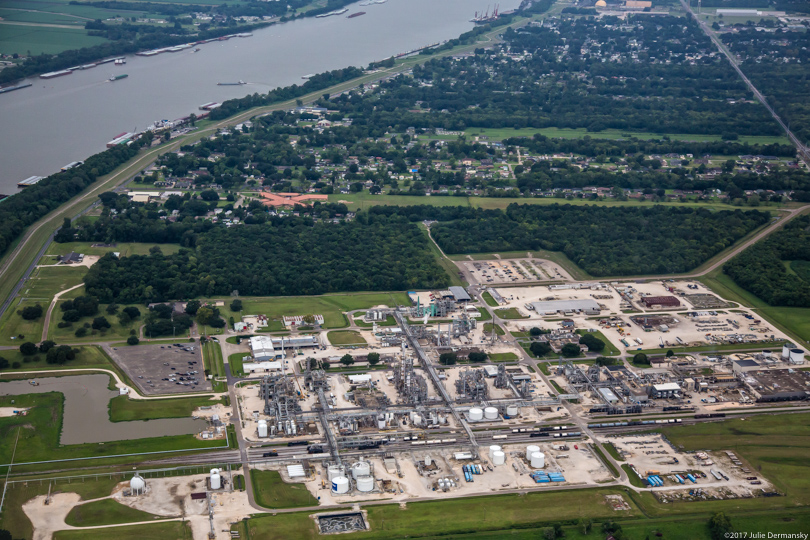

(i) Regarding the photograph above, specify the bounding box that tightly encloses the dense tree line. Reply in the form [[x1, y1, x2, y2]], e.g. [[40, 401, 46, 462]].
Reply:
[[82, 215, 449, 303], [426, 204, 769, 276], [723, 215, 810, 306]]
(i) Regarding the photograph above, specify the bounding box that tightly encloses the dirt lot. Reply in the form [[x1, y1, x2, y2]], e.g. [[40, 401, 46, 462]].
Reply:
[[106, 343, 211, 395]]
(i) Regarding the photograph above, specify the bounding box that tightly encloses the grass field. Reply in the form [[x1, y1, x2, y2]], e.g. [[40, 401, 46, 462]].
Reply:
[[0, 298, 47, 345], [108, 394, 222, 422], [476, 307, 492, 321], [202, 340, 226, 379], [354, 314, 397, 327], [44, 242, 183, 260], [483, 322, 505, 336], [23, 265, 87, 299], [53, 521, 192, 540], [576, 329, 620, 356], [228, 352, 246, 377], [327, 330, 367, 346], [494, 308, 528, 319], [64, 497, 162, 527], [47, 301, 140, 343], [590, 444, 619, 477], [488, 352, 519, 362], [0, 344, 113, 373], [481, 291, 498, 307], [603, 441, 624, 462], [623, 464, 648, 489], [241, 292, 410, 329], [0, 8, 87, 27], [0, 25, 108, 55], [250, 469, 319, 509]]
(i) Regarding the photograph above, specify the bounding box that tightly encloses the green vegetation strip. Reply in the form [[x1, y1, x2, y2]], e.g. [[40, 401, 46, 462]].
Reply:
[[228, 352, 246, 377], [482, 291, 498, 307], [53, 522, 192, 540], [622, 464, 648, 489], [590, 444, 619, 477], [327, 330, 367, 346], [250, 469, 319, 509], [64, 498, 163, 527], [494, 307, 528, 319], [603, 441, 624, 462], [108, 394, 222, 422]]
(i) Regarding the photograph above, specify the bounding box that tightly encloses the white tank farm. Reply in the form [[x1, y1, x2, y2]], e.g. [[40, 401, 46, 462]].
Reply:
[[210, 468, 222, 490], [782, 343, 795, 359], [488, 444, 502, 458], [331, 476, 350, 494], [469, 408, 484, 421], [356, 475, 375, 492], [506, 405, 519, 417], [130, 473, 145, 493], [492, 450, 506, 465], [351, 461, 370, 479], [526, 445, 540, 459], [327, 465, 343, 482], [531, 452, 545, 469], [258, 420, 268, 438], [484, 407, 499, 420], [790, 348, 805, 364]]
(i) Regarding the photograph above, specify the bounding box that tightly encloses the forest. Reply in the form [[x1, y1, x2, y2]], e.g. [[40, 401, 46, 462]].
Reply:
[[723, 215, 810, 307], [82, 215, 450, 303], [426, 204, 770, 276]]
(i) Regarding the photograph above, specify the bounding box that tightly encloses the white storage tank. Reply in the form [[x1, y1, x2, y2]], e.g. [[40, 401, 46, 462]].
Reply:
[[210, 468, 222, 490], [790, 348, 805, 364], [351, 461, 370, 479], [506, 405, 519, 417], [782, 342, 795, 359], [356, 475, 375, 492], [327, 465, 343, 482], [484, 407, 499, 420], [762, 350, 772, 358], [257, 420, 268, 438], [425, 455, 432, 466], [130, 473, 145, 494], [492, 450, 506, 465], [377, 414, 386, 429], [488, 444, 502, 459], [531, 452, 545, 469], [331, 476, 350, 494], [469, 408, 484, 421], [526, 445, 540, 459]]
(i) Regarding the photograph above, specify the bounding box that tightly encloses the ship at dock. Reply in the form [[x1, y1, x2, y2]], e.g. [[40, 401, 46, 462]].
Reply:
[[40, 70, 72, 79], [359, 0, 387, 5], [471, 4, 499, 23], [316, 7, 348, 17], [0, 83, 32, 95], [114, 58, 126, 65], [109, 74, 128, 81], [347, 11, 366, 18]]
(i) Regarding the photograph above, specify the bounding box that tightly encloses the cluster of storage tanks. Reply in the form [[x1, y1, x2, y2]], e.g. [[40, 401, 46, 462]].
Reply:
[[468, 407, 500, 421], [258, 418, 299, 437], [781, 343, 805, 364], [526, 445, 545, 468], [329, 461, 375, 494]]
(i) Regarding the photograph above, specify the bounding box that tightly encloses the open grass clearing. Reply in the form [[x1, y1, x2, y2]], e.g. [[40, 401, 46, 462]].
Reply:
[[488, 352, 519, 362], [47, 301, 142, 343], [228, 351, 247, 377], [202, 340, 225, 378], [64, 497, 163, 527], [576, 329, 620, 356], [108, 394, 222, 422], [44, 241, 182, 259], [0, 25, 108, 55], [250, 469, 319, 509], [53, 521, 192, 540], [0, 298, 47, 346], [475, 307, 492, 321], [24, 265, 87, 299], [494, 307, 528, 319], [327, 330, 367, 346], [481, 291, 498, 307], [483, 322, 505, 336], [590, 444, 619, 477], [0, 344, 114, 373]]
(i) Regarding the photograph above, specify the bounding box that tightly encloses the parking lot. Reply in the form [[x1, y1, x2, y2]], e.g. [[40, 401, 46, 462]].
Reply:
[[105, 343, 211, 395], [462, 258, 572, 285]]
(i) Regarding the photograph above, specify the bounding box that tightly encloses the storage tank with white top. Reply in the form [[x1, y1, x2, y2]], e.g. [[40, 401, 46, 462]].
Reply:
[[489, 445, 502, 459], [506, 405, 519, 417], [327, 465, 343, 482], [425, 455, 432, 466], [790, 348, 805, 364], [469, 408, 484, 421], [210, 468, 222, 490], [351, 461, 370, 479], [484, 407, 499, 420], [257, 420, 268, 438], [130, 472, 145, 494], [492, 450, 506, 465], [331, 476, 350, 494], [356, 476, 375, 492], [531, 452, 545, 469], [526, 445, 540, 459], [782, 343, 795, 359]]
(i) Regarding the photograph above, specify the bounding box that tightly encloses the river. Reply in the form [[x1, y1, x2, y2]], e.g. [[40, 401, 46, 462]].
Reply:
[[0, 0, 520, 195], [0, 374, 207, 445]]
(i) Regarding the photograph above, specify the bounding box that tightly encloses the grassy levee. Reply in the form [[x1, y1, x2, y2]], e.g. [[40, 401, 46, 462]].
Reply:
[[64, 498, 163, 527], [53, 522, 192, 540], [250, 469, 319, 509], [108, 394, 223, 422]]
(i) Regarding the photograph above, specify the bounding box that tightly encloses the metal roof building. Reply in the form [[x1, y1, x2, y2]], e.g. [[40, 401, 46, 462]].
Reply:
[[449, 286, 471, 302], [530, 299, 601, 315], [249, 336, 280, 361], [270, 336, 320, 349]]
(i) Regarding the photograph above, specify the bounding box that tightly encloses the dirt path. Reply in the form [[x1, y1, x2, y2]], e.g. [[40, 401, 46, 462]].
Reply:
[[41, 283, 85, 342]]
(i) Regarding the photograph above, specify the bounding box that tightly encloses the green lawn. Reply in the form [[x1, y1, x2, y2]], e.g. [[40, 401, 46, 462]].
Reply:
[[354, 314, 397, 327], [482, 291, 498, 307], [494, 307, 529, 319], [488, 352, 519, 362], [23, 265, 87, 299], [47, 301, 143, 343], [483, 322, 505, 336], [576, 329, 620, 356], [44, 241, 183, 259], [108, 394, 222, 422], [202, 340, 225, 378], [0, 344, 113, 373], [0, 298, 47, 345], [420, 224, 465, 287], [0, 25, 108, 55], [228, 352, 247, 377], [623, 464, 648, 489], [65, 498, 164, 527], [250, 469, 319, 509], [475, 307, 492, 321], [327, 330, 367, 346], [590, 444, 619, 477], [241, 292, 409, 329], [53, 521, 192, 540], [603, 441, 624, 462]]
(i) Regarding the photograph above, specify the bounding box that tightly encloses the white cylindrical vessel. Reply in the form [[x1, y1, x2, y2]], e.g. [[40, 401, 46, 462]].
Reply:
[[782, 343, 794, 359], [469, 408, 483, 421], [210, 469, 221, 490], [484, 407, 498, 420], [425, 455, 432, 466], [506, 405, 519, 417], [257, 420, 268, 438], [492, 450, 506, 465], [526, 445, 540, 459], [351, 461, 370, 479], [356, 476, 374, 492], [331, 476, 350, 494], [327, 465, 343, 482], [790, 348, 805, 364], [531, 452, 545, 469], [489, 444, 502, 459]]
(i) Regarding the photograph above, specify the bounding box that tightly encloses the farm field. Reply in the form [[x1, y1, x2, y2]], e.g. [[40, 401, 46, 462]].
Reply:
[[0, 25, 108, 56]]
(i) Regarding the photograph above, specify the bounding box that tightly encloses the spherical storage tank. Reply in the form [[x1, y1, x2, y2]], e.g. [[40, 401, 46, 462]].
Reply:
[[790, 348, 805, 364], [531, 452, 545, 469], [506, 405, 519, 417], [210, 468, 222, 490], [492, 451, 506, 466], [332, 476, 350, 494], [351, 461, 370, 479], [484, 407, 499, 420], [130, 473, 145, 494], [258, 420, 268, 438], [526, 445, 540, 459], [356, 476, 375, 492], [469, 408, 484, 421]]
